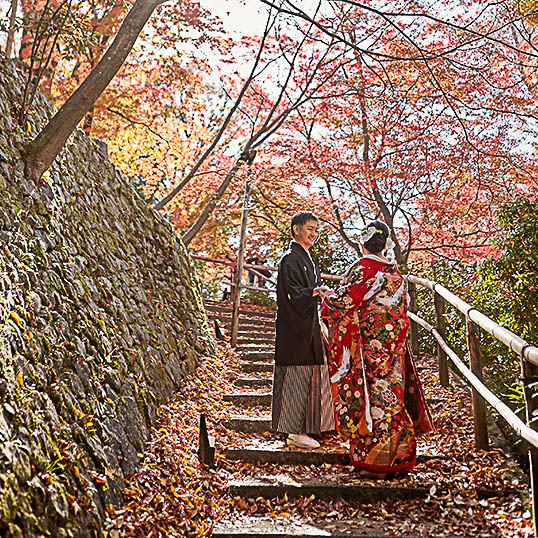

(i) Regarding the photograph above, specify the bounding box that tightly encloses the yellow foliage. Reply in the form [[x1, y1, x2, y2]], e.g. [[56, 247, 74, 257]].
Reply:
[[512, 0, 538, 23], [10, 311, 22, 327]]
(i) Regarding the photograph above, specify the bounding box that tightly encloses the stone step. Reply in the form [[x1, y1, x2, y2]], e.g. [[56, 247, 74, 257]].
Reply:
[[225, 391, 446, 409], [224, 447, 448, 466], [205, 305, 233, 314], [212, 517, 430, 537], [235, 377, 273, 387], [238, 347, 274, 354], [240, 362, 273, 374], [227, 411, 454, 437], [226, 479, 430, 502], [224, 393, 272, 406], [206, 305, 276, 319], [224, 415, 271, 433], [208, 314, 276, 329], [240, 353, 273, 363], [240, 319, 276, 327], [225, 447, 348, 465], [238, 329, 276, 337], [237, 342, 275, 349], [239, 309, 276, 320], [226, 478, 500, 503], [243, 351, 274, 361], [237, 338, 275, 346]]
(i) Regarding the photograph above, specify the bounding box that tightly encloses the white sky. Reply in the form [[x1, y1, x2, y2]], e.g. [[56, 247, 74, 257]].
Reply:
[[200, 0, 268, 35], [0, 0, 268, 49]]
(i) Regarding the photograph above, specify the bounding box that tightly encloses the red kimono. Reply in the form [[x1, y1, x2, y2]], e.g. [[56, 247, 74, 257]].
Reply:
[[323, 255, 433, 473]]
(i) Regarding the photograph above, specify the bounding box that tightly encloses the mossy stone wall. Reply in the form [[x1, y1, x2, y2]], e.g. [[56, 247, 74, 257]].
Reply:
[[0, 58, 212, 536]]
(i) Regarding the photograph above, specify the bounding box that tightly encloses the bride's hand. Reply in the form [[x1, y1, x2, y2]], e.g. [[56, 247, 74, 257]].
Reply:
[[313, 285, 331, 298]]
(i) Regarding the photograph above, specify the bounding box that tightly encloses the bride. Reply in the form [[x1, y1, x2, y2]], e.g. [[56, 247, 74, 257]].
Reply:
[[322, 221, 433, 475]]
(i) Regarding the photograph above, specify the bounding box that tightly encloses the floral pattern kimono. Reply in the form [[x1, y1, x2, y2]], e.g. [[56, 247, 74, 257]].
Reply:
[[322, 255, 433, 473]]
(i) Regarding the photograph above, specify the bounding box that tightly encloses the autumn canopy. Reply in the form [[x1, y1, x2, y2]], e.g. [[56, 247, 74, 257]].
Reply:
[[2, 0, 534, 272]]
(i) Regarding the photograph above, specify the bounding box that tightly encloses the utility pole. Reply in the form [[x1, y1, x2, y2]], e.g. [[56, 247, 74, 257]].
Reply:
[[230, 149, 256, 347]]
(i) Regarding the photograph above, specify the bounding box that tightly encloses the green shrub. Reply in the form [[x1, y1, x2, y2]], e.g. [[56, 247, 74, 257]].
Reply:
[[243, 288, 277, 308]]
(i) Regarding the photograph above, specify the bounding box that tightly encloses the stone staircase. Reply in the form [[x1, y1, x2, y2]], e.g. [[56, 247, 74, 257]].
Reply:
[[205, 301, 498, 537]]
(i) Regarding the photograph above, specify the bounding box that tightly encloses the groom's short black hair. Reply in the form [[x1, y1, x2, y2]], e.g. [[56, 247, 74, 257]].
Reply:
[[290, 211, 319, 238]]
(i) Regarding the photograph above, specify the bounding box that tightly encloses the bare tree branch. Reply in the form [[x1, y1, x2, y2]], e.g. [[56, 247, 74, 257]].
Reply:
[[153, 8, 277, 211]]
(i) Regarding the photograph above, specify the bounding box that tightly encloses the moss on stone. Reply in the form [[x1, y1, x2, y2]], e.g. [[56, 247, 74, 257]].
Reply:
[[0, 58, 213, 536]]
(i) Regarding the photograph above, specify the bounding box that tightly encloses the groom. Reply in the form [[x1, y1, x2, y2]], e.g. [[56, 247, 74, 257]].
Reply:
[[271, 211, 335, 449]]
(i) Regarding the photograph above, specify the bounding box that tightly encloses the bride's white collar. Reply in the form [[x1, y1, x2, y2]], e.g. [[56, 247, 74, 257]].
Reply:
[[363, 253, 396, 265]]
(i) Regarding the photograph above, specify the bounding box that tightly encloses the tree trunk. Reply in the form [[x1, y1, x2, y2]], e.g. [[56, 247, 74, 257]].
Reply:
[[182, 149, 256, 247], [23, 0, 165, 182], [83, 106, 94, 134], [181, 159, 246, 248], [5, 0, 19, 59], [356, 56, 406, 265], [371, 187, 406, 265]]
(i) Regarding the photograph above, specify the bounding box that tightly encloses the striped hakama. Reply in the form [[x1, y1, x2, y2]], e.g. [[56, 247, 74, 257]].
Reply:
[[272, 363, 335, 434]]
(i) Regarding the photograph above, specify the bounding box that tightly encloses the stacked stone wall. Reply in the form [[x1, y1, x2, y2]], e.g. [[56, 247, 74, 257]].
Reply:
[[0, 58, 212, 536]]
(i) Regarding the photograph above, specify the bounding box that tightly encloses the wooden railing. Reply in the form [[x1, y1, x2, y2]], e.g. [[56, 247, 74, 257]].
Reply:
[[407, 275, 538, 536], [190, 254, 341, 288]]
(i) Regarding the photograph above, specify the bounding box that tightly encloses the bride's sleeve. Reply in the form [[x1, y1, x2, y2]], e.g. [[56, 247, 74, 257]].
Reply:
[[325, 268, 363, 311]]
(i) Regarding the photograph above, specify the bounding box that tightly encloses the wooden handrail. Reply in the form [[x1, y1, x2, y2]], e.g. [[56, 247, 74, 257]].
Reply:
[[191, 254, 235, 266], [194, 263, 535, 363], [194, 260, 537, 362], [245, 262, 278, 273], [190, 254, 343, 282], [244, 266, 276, 286], [408, 311, 538, 450], [243, 284, 276, 293], [407, 275, 538, 366], [409, 272, 538, 535]]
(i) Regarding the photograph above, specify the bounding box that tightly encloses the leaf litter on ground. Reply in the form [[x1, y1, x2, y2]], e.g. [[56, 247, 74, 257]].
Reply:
[[104, 338, 533, 537]]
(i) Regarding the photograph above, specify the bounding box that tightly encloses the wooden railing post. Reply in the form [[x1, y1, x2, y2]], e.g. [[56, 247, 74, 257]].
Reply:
[[522, 359, 538, 537], [466, 319, 489, 451], [408, 281, 419, 358], [230, 178, 251, 347], [433, 291, 449, 386]]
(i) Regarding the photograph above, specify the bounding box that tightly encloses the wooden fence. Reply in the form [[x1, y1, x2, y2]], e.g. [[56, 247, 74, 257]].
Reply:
[[406, 275, 538, 536]]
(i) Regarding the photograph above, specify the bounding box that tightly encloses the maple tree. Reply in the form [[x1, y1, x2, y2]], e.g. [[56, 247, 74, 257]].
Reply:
[[237, 0, 538, 267], [69, 0, 222, 175], [9, 0, 219, 184], [2, 0, 536, 268], [5, 0, 537, 262], [127, 0, 537, 264], [22, 0, 169, 181], [150, 7, 360, 249], [14, 0, 120, 123]]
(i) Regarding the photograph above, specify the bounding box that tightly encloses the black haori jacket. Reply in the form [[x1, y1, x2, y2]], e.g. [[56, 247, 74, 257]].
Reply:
[[275, 242, 325, 367]]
